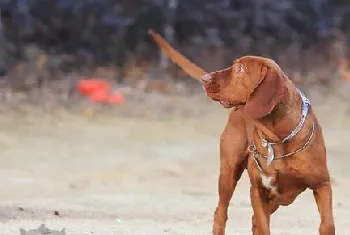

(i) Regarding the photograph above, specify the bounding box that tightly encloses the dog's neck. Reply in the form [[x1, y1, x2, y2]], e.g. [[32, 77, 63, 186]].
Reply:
[[253, 82, 306, 143]]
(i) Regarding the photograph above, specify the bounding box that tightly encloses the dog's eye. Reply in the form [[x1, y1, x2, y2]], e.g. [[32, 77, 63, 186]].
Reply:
[[235, 64, 245, 73]]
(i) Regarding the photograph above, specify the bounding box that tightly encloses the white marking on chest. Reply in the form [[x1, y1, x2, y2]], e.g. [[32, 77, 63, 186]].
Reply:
[[260, 174, 278, 193]]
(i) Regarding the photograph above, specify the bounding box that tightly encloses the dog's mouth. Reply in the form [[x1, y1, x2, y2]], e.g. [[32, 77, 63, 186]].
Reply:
[[219, 100, 235, 108], [203, 86, 241, 109], [210, 96, 235, 108], [211, 96, 245, 109]]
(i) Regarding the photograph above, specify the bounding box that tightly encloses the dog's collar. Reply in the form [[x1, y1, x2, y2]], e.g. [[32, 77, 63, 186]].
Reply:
[[248, 88, 314, 169], [259, 88, 310, 145]]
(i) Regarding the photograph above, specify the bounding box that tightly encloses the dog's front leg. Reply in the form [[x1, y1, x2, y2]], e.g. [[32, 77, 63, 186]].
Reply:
[[313, 182, 335, 235], [213, 160, 246, 235], [252, 203, 279, 235], [213, 112, 248, 235], [250, 186, 271, 235]]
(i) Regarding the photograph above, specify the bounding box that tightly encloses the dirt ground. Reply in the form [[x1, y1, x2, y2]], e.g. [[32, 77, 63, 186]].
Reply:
[[0, 89, 349, 235]]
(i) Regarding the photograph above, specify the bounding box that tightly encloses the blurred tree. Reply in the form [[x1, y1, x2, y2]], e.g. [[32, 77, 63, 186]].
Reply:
[[0, 0, 348, 82]]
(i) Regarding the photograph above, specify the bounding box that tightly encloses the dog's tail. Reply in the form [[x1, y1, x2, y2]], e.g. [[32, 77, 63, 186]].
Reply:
[[148, 29, 206, 83]]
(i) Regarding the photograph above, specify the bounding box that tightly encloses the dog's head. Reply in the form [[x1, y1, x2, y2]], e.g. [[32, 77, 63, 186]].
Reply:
[[202, 56, 286, 119]]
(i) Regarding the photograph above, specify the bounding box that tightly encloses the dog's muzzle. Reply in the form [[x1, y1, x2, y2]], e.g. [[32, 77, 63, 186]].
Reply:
[[202, 74, 212, 84]]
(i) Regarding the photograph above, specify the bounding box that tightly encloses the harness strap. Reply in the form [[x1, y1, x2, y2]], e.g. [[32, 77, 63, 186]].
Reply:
[[245, 115, 265, 172]]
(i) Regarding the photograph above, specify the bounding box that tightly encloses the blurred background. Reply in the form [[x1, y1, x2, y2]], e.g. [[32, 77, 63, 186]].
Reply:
[[0, 0, 349, 234]]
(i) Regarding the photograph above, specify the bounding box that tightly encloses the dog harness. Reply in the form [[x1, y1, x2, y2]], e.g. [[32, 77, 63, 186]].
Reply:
[[248, 89, 315, 172]]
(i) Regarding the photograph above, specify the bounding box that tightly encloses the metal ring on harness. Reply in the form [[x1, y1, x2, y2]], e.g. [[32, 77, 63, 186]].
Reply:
[[248, 144, 256, 153]]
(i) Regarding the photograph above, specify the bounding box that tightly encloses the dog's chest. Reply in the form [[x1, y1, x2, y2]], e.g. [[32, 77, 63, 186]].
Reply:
[[258, 168, 307, 205], [260, 173, 278, 193]]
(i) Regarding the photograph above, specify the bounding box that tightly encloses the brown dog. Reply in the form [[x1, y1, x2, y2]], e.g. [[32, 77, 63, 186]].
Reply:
[[149, 30, 335, 235]]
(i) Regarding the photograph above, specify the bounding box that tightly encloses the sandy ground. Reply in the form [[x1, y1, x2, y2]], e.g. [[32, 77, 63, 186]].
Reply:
[[0, 90, 349, 235]]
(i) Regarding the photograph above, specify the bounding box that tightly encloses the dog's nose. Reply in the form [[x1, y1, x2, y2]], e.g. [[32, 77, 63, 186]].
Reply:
[[202, 74, 212, 83]]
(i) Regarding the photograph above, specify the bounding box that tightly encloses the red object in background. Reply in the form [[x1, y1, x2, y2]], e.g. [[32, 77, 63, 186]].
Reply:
[[108, 92, 125, 104], [77, 79, 111, 103], [77, 79, 126, 104], [77, 79, 111, 96], [88, 90, 109, 103]]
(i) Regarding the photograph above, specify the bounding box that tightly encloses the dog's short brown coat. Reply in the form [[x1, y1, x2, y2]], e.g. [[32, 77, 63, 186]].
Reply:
[[149, 30, 335, 235]]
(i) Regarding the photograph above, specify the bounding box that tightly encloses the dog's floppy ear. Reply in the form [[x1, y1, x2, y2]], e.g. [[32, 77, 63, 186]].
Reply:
[[244, 64, 285, 119]]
